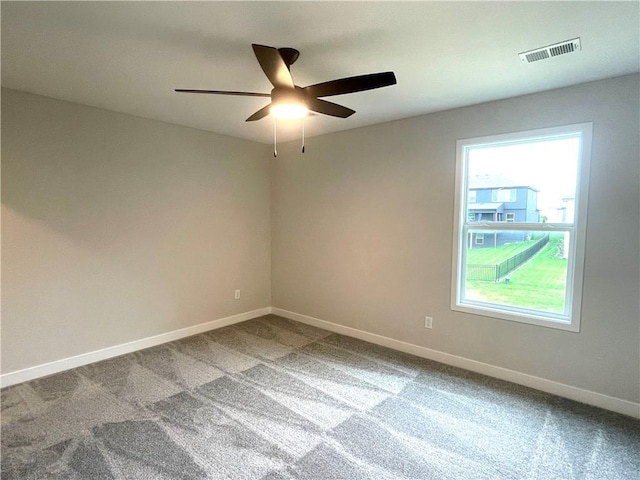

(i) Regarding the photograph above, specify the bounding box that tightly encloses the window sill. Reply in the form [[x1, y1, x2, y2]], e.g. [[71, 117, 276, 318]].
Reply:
[[451, 302, 580, 332]]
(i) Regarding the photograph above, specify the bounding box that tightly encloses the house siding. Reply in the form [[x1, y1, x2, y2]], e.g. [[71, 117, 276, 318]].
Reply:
[[469, 185, 539, 246]]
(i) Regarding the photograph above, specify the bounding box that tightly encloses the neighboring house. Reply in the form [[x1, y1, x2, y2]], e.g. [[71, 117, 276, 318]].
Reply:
[[558, 196, 575, 223], [467, 175, 540, 248]]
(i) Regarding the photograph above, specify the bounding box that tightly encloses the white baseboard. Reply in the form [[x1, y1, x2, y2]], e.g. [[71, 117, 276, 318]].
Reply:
[[272, 307, 640, 419], [4, 305, 638, 419], [0, 307, 272, 388]]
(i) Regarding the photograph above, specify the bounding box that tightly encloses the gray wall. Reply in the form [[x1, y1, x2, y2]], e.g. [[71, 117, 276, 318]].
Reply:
[[271, 74, 640, 403], [1, 88, 271, 373], [3, 75, 638, 404]]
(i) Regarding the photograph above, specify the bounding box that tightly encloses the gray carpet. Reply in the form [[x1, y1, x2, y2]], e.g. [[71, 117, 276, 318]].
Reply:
[[2, 314, 638, 479]]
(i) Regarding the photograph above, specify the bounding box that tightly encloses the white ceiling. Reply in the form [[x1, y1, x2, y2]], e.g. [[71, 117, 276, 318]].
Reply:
[[2, 1, 639, 144]]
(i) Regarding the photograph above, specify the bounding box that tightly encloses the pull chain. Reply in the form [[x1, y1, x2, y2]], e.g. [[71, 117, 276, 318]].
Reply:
[[273, 118, 277, 157], [272, 116, 307, 157]]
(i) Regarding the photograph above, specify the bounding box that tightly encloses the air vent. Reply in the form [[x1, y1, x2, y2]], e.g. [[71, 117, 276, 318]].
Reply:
[[519, 38, 581, 63]]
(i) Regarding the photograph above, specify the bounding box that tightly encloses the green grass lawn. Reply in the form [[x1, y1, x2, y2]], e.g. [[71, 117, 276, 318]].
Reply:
[[465, 234, 567, 313]]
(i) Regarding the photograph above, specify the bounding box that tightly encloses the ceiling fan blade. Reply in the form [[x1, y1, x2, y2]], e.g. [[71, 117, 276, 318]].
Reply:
[[307, 98, 355, 118], [305, 72, 396, 98], [175, 89, 270, 97], [252, 44, 294, 89], [246, 104, 272, 122]]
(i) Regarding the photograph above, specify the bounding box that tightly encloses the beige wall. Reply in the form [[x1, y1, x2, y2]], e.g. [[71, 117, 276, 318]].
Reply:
[[271, 74, 640, 403], [1, 88, 271, 373]]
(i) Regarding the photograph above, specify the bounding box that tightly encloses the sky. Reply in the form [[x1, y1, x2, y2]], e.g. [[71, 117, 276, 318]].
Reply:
[[467, 136, 580, 213]]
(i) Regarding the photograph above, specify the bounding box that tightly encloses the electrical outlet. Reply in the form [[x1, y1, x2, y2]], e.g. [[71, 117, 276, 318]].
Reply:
[[234, 289, 241, 300], [424, 316, 433, 329]]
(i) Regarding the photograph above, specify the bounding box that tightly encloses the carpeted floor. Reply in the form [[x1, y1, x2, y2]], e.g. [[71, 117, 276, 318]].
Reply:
[[1, 314, 639, 479]]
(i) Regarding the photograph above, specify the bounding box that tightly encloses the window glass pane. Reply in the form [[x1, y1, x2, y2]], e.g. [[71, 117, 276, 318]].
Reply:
[[453, 123, 591, 329], [463, 230, 570, 314], [467, 138, 580, 224]]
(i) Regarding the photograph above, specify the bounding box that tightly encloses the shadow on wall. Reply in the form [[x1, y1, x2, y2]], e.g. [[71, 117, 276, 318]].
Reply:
[[1, 90, 251, 251]]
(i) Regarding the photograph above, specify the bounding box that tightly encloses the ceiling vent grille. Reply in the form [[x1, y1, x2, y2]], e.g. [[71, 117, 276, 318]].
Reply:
[[519, 38, 581, 63]]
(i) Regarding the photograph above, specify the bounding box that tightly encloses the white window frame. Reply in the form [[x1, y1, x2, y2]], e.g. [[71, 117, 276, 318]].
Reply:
[[468, 190, 477, 203], [451, 123, 592, 332], [475, 233, 485, 245], [505, 213, 515, 223]]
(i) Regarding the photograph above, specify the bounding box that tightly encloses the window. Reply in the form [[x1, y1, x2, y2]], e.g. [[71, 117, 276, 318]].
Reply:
[[468, 190, 477, 203], [492, 189, 516, 203], [451, 123, 592, 331]]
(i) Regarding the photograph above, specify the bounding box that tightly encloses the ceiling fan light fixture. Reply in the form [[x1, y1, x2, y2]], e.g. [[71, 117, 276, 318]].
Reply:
[[270, 102, 308, 119], [270, 87, 308, 119]]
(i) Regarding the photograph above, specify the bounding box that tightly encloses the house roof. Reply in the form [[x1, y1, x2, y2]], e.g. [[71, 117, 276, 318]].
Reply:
[[469, 175, 539, 191]]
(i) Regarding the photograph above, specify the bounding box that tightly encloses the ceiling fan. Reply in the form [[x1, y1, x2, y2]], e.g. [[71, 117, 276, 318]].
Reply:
[[175, 44, 397, 122]]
